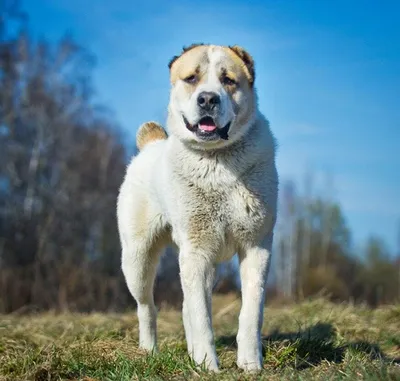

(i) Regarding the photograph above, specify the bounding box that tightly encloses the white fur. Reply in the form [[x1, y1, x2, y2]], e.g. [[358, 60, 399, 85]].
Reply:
[[117, 45, 278, 372]]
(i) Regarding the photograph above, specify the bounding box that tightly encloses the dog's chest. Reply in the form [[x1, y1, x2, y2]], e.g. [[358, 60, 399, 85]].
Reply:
[[170, 146, 276, 255], [185, 179, 268, 253], [226, 182, 267, 239]]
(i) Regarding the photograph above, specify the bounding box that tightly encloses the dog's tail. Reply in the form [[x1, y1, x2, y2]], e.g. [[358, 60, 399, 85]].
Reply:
[[136, 121, 168, 151]]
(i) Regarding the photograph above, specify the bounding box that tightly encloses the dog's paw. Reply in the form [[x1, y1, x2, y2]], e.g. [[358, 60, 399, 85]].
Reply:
[[237, 334, 263, 372], [195, 356, 220, 372], [204, 363, 220, 373], [237, 345, 263, 372], [191, 348, 219, 372], [139, 344, 158, 354], [139, 338, 158, 353], [237, 358, 263, 372]]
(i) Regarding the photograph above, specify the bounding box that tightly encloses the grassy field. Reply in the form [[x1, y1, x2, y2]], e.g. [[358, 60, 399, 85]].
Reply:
[[1, 295, 400, 380]]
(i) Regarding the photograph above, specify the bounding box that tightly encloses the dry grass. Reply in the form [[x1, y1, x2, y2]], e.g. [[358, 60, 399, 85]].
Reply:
[[1, 294, 400, 380]]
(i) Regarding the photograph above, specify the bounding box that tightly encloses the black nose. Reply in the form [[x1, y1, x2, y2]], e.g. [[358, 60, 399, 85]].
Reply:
[[197, 91, 220, 111]]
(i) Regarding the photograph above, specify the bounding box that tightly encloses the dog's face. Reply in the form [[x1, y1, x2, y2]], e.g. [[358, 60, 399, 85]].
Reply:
[[167, 44, 257, 149]]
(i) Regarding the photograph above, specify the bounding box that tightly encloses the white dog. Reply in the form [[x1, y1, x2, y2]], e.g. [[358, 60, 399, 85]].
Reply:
[[117, 43, 278, 372]]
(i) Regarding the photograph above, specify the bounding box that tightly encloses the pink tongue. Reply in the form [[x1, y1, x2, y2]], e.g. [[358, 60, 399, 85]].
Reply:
[[199, 123, 217, 132]]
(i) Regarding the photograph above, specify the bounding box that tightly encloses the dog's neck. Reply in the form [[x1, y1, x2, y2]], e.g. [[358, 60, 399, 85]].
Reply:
[[166, 112, 276, 189]]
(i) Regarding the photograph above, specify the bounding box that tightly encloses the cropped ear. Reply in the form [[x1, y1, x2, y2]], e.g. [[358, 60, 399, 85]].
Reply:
[[168, 43, 205, 70], [229, 45, 255, 86]]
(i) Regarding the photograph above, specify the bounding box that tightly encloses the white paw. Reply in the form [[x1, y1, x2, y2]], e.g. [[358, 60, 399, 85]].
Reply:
[[191, 346, 219, 372], [237, 357, 263, 372], [237, 340, 263, 372], [139, 339, 157, 353]]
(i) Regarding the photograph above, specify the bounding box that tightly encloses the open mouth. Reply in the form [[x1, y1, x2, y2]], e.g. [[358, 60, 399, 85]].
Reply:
[[183, 115, 231, 141]]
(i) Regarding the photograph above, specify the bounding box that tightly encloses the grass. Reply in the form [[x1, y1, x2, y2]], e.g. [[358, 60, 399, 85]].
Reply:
[[1, 294, 400, 380]]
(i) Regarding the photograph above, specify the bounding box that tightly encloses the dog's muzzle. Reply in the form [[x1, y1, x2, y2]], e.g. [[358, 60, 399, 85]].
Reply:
[[183, 115, 231, 141]]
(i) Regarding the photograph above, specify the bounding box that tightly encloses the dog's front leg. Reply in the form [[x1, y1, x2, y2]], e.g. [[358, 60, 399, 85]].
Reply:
[[237, 236, 272, 372], [179, 251, 218, 371]]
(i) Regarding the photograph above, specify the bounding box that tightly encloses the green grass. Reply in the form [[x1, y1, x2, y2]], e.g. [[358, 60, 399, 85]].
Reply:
[[1, 295, 400, 380]]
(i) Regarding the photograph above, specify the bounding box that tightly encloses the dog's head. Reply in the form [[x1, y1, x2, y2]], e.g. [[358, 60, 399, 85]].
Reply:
[[167, 44, 257, 149]]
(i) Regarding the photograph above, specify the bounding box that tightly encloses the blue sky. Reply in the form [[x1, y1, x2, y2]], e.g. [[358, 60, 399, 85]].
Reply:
[[23, 0, 400, 253]]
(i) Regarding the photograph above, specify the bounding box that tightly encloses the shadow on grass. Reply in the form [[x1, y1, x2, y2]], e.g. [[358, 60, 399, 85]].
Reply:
[[215, 322, 400, 369]]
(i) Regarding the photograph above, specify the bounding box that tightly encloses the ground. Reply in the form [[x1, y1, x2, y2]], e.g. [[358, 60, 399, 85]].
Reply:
[[1, 295, 400, 380]]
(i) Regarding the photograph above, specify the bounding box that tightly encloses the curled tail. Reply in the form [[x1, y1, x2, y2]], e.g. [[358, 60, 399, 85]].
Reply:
[[136, 121, 168, 151]]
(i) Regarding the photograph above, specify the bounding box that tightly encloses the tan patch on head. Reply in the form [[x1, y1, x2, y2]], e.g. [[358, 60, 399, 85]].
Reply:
[[168, 43, 205, 69], [216, 46, 256, 123], [224, 45, 255, 86], [136, 121, 167, 151], [168, 43, 255, 88], [168, 44, 210, 85]]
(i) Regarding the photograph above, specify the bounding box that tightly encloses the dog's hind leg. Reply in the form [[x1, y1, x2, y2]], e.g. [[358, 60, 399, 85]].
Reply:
[[121, 236, 162, 352]]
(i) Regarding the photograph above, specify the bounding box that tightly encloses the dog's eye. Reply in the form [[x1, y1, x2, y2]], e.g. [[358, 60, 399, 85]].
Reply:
[[183, 75, 197, 84], [221, 76, 236, 86]]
